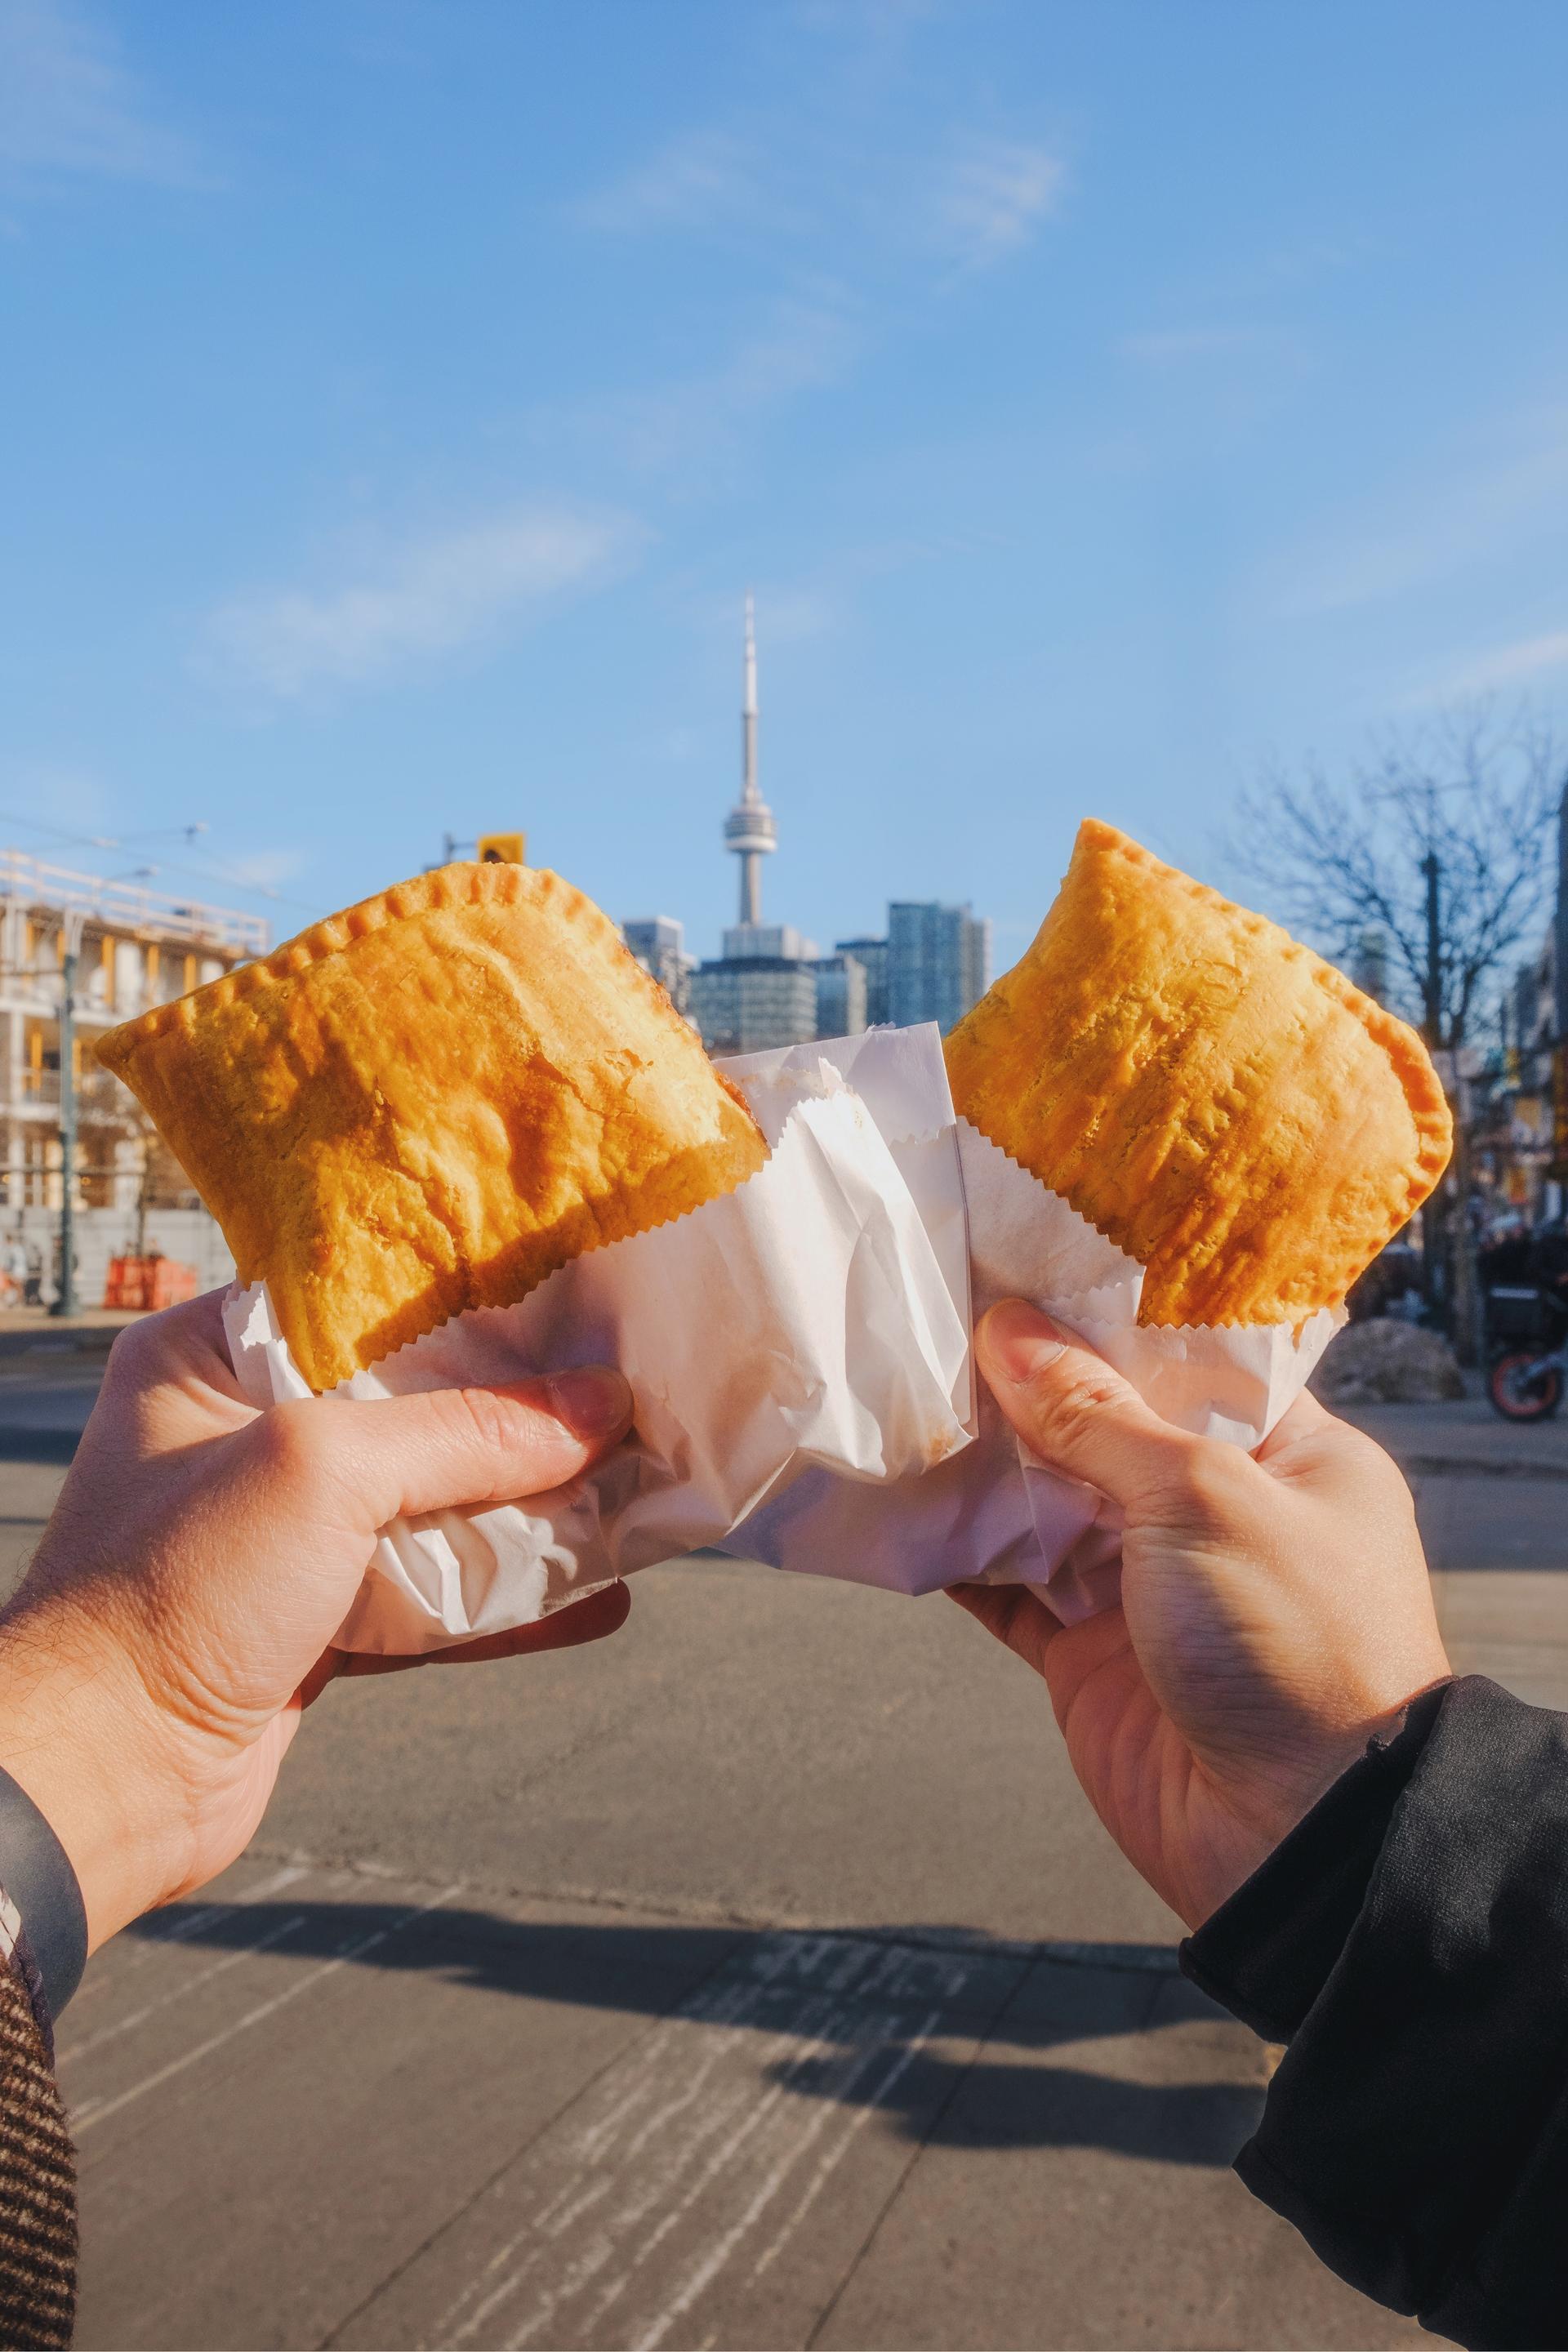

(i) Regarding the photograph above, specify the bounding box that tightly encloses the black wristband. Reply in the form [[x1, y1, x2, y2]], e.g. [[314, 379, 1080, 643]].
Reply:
[[0, 1766, 87, 2021]]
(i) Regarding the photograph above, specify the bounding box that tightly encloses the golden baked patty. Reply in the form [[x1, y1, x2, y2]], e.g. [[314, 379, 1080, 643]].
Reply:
[[99, 862, 768, 1390], [944, 818, 1451, 1328]]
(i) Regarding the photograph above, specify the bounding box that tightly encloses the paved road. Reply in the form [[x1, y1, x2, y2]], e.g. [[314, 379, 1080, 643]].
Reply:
[[6, 1341, 1561, 2348]]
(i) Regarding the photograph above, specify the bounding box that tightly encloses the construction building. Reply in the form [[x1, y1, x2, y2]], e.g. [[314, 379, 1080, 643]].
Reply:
[[0, 853, 267, 1299]]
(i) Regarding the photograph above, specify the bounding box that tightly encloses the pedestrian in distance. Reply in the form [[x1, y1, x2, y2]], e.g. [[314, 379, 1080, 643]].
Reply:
[[0, 1236, 24, 1312]]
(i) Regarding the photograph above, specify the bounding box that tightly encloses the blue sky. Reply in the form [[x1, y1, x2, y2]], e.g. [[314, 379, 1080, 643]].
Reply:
[[2, 0, 1566, 971]]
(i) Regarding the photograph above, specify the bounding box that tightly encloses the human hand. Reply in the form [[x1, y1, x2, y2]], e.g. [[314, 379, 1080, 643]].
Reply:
[[0, 1293, 634, 1952], [951, 1299, 1451, 1929]]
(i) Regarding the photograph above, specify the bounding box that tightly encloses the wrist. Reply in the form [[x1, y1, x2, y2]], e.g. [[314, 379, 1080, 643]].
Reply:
[[1181, 1680, 1453, 2039], [1191, 1682, 1450, 1929], [0, 1608, 194, 1952]]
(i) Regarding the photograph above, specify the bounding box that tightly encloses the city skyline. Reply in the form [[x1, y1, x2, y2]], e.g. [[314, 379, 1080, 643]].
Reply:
[[634, 599, 990, 1053]]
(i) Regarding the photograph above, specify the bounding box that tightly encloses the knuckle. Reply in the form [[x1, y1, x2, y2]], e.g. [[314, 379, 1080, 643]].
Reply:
[[1023, 1360, 1130, 1454], [445, 1384, 522, 1456], [252, 1399, 323, 1485], [1160, 1443, 1251, 1534], [1341, 1420, 1405, 1487], [102, 1314, 158, 1389], [425, 1383, 557, 1468]]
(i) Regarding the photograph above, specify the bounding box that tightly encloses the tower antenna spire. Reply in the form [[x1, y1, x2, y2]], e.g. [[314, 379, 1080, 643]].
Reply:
[[724, 590, 776, 926]]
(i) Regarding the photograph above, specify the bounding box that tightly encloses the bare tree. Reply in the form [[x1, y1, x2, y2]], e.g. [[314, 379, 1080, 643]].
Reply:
[[1226, 705, 1566, 1357], [1229, 706, 1561, 1054]]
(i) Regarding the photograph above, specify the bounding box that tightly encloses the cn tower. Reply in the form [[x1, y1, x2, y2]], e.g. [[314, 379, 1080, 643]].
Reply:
[[723, 593, 777, 926]]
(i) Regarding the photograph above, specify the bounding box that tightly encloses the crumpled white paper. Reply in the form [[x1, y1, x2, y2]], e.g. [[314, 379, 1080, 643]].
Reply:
[[223, 1025, 973, 1653], [224, 1015, 1345, 1648], [721, 1117, 1343, 1624]]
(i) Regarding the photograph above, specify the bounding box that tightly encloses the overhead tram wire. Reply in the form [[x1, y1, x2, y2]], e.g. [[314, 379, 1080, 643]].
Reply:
[[0, 809, 319, 920]]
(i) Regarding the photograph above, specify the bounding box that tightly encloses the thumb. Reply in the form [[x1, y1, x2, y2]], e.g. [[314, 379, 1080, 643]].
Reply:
[[977, 1299, 1197, 1512], [252, 1365, 634, 1533]]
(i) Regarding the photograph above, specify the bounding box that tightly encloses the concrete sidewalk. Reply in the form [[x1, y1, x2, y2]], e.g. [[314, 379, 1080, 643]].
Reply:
[[68, 1850, 1430, 2352], [0, 1307, 136, 1365], [1343, 1389, 1568, 1481]]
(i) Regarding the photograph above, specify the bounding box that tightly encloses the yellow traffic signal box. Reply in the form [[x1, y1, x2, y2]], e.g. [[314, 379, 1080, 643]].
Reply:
[[476, 832, 527, 864]]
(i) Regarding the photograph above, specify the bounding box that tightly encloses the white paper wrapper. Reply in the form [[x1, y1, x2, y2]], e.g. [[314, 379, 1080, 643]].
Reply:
[[223, 1026, 973, 1654], [723, 1120, 1343, 1624]]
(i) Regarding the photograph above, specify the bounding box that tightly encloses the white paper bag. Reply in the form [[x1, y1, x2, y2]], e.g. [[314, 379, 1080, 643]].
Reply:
[[224, 1026, 973, 1653], [724, 1120, 1342, 1623]]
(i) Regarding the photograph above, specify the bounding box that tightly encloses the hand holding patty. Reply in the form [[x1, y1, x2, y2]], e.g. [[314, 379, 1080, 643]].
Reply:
[[0, 1293, 634, 1953], [952, 1298, 1451, 1929]]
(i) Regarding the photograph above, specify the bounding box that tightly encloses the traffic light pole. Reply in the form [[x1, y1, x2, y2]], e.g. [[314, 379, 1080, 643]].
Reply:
[[51, 939, 78, 1319], [1422, 848, 1441, 1047]]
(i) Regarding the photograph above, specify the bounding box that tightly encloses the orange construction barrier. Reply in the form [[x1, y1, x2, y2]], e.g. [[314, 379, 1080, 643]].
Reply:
[[103, 1256, 199, 1312]]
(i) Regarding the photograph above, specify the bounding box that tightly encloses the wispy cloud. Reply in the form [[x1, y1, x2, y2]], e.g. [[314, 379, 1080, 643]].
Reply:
[[1271, 406, 1568, 619], [548, 292, 859, 486], [0, 0, 207, 187], [677, 537, 958, 669], [212, 848, 306, 892], [1436, 629, 1568, 697], [207, 506, 646, 697], [933, 136, 1066, 269], [570, 129, 768, 236]]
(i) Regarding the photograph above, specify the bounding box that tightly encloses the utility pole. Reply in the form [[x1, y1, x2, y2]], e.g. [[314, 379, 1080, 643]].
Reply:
[[51, 924, 79, 1319], [1551, 782, 1568, 1213], [1417, 827, 1456, 1330], [1422, 847, 1442, 1047], [1419, 825, 1486, 1360]]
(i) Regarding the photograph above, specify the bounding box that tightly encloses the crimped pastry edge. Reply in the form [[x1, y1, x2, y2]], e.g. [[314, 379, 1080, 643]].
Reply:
[[97, 862, 644, 1064], [1077, 820, 1453, 1216], [957, 1113, 1334, 1341], [957, 819, 1454, 1330]]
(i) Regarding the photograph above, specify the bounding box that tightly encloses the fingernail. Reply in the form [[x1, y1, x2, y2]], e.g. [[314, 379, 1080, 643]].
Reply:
[[981, 1298, 1067, 1384], [546, 1365, 632, 1437]]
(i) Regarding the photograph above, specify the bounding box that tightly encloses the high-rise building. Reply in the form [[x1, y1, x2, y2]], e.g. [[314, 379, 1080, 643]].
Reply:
[[812, 952, 867, 1040], [887, 901, 991, 1032], [621, 916, 694, 1013], [835, 937, 888, 1027], [688, 959, 819, 1057], [721, 923, 818, 963]]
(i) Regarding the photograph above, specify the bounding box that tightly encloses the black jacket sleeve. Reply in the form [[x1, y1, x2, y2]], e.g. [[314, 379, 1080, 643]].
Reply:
[[1183, 1676, 1568, 2351]]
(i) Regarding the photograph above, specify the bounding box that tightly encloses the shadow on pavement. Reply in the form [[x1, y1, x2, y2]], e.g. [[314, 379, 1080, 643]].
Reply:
[[125, 1897, 1255, 2167]]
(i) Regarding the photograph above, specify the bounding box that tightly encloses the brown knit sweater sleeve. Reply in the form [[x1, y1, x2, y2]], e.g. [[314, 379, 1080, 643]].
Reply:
[[0, 1958, 75, 2347]]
